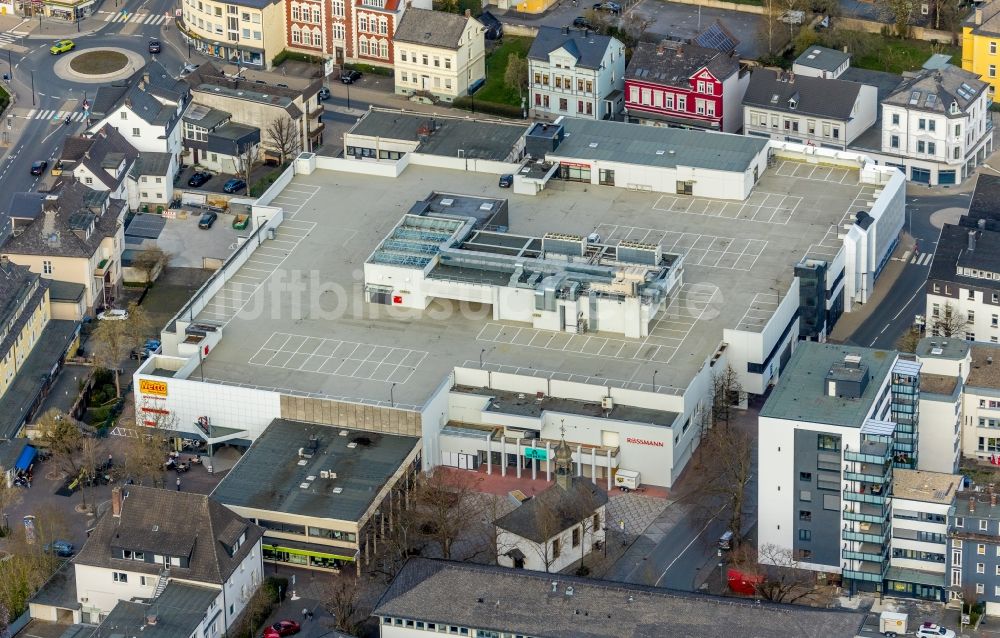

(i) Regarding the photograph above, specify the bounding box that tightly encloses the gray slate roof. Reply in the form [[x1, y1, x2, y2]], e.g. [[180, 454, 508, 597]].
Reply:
[[74, 485, 263, 585], [495, 477, 608, 543], [394, 8, 479, 49], [91, 61, 186, 128], [65, 125, 139, 190], [966, 0, 1000, 37], [929, 223, 1000, 289], [760, 342, 897, 428], [0, 262, 46, 364], [743, 68, 861, 120], [185, 62, 322, 112], [1, 180, 122, 259], [131, 151, 174, 179], [884, 64, 987, 115], [528, 26, 621, 70], [98, 582, 220, 638], [211, 418, 419, 522], [550, 118, 766, 173], [626, 41, 738, 88], [373, 558, 869, 638], [793, 46, 850, 73]]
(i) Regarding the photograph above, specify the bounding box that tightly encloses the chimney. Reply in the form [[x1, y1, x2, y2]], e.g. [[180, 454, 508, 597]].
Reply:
[[975, 7, 983, 24], [979, 218, 987, 230], [969, 230, 977, 251], [992, 493, 997, 507], [146, 615, 158, 626], [112, 486, 123, 517], [970, 496, 976, 512], [464, 8, 471, 16]]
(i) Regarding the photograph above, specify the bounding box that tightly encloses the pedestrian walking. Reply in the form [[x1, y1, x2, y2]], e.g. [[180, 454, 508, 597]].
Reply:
[[176, 477, 181, 491], [301, 608, 309, 622]]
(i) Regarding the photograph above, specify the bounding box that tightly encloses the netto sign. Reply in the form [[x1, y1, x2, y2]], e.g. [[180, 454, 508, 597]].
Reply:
[[139, 379, 168, 397]]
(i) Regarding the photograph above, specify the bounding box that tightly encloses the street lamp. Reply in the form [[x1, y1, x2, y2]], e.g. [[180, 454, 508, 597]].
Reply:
[[652, 369, 658, 390], [345, 79, 351, 110], [390, 382, 396, 408], [30, 70, 34, 106], [479, 347, 486, 369]]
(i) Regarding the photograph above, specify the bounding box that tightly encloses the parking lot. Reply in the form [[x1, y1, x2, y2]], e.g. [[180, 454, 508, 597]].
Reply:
[[154, 214, 243, 268]]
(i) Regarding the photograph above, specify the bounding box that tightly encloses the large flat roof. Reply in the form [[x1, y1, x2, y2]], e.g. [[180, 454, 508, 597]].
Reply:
[[760, 342, 897, 428], [551, 118, 768, 172], [373, 558, 868, 638], [185, 158, 873, 408], [347, 109, 527, 161], [212, 418, 419, 522]]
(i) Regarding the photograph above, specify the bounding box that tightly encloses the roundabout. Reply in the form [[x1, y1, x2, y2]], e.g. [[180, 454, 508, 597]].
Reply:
[[53, 46, 146, 83]]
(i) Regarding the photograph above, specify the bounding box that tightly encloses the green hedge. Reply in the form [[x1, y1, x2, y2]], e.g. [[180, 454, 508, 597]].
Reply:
[[344, 62, 393, 76], [271, 49, 323, 66], [452, 96, 524, 119], [0, 84, 9, 113]]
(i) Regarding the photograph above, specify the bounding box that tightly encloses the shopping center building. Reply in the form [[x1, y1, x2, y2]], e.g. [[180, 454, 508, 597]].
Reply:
[[134, 111, 905, 568]]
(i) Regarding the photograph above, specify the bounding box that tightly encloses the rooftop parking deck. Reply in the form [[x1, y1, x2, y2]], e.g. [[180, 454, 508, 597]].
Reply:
[[185, 160, 873, 408]]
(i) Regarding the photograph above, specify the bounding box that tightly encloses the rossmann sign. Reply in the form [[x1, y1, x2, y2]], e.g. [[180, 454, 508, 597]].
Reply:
[[626, 437, 664, 447]]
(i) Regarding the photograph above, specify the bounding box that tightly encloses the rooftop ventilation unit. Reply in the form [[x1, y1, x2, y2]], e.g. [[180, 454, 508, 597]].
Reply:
[[332, 487, 344, 494], [339, 430, 349, 436], [440, 198, 454, 206], [347, 442, 358, 449]]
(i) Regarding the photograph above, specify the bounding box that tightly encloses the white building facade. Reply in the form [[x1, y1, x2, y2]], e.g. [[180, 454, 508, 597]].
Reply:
[[392, 9, 485, 102], [528, 27, 625, 121]]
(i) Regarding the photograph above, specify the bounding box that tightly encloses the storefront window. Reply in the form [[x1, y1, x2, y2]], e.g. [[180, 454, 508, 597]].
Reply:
[[559, 164, 591, 182]]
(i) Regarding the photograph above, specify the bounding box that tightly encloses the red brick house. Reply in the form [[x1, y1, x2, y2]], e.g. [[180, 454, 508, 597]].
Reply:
[[285, 0, 424, 67], [624, 40, 748, 133]]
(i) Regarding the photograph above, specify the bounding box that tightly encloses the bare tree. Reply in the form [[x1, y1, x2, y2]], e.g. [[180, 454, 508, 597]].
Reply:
[[617, 12, 656, 48], [412, 469, 483, 560], [0, 505, 71, 617], [582, 8, 611, 33], [711, 363, 743, 428], [322, 576, 367, 635], [680, 418, 754, 538], [507, 496, 569, 573], [503, 53, 529, 98], [931, 302, 966, 338], [233, 140, 260, 189], [35, 410, 84, 481], [896, 327, 922, 353], [733, 543, 820, 603], [758, 0, 785, 61], [90, 301, 149, 398], [130, 246, 170, 288], [504, 486, 603, 573], [122, 428, 169, 487], [266, 117, 301, 165]]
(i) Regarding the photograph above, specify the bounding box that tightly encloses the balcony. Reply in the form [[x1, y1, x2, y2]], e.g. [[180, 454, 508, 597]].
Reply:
[[845, 440, 891, 464], [844, 461, 891, 484], [842, 521, 890, 545], [94, 258, 110, 278], [843, 502, 887, 524], [844, 561, 887, 582], [844, 542, 889, 563]]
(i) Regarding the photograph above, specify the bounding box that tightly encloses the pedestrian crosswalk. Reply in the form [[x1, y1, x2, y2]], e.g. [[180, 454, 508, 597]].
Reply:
[[0, 32, 20, 48], [23, 109, 89, 122], [911, 252, 934, 266], [104, 11, 168, 24]]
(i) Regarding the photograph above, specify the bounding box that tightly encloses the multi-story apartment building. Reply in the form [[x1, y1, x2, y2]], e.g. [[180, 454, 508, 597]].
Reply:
[[759, 341, 965, 600], [178, 0, 285, 68], [1, 181, 125, 316], [889, 469, 960, 600], [925, 176, 1000, 343], [528, 26, 625, 121], [914, 338, 963, 474], [624, 40, 748, 133], [949, 487, 1000, 613], [284, 0, 428, 68], [880, 63, 993, 185], [0, 261, 50, 402], [962, 1, 1000, 100], [742, 69, 878, 149], [392, 8, 485, 102]]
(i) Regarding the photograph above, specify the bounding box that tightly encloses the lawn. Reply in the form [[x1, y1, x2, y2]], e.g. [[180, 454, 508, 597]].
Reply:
[[475, 36, 533, 107], [69, 50, 129, 75], [798, 29, 960, 75]]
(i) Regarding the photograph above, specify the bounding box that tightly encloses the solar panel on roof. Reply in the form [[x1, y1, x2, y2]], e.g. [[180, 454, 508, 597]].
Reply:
[[693, 22, 737, 52]]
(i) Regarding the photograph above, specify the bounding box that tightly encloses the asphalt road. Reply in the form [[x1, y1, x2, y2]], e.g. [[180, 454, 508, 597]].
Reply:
[[845, 191, 973, 349], [0, 0, 182, 197]]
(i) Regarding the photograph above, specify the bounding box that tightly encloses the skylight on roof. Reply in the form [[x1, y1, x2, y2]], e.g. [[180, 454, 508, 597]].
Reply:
[[588, 142, 599, 148], [909, 90, 921, 105]]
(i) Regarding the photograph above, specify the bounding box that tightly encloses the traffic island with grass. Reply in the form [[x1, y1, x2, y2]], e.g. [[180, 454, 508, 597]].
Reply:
[[69, 50, 129, 75]]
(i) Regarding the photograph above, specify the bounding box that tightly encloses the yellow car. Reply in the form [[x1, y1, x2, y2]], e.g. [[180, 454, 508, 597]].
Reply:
[[49, 39, 75, 55]]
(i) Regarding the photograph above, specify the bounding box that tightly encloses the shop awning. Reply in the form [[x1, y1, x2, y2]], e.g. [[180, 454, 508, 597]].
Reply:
[[15, 445, 37, 471], [262, 540, 357, 562]]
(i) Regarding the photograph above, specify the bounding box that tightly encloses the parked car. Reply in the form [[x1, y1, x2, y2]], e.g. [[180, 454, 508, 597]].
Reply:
[[148, 40, 161, 54], [30, 160, 47, 175], [778, 9, 805, 23], [130, 339, 162, 360], [340, 69, 362, 84], [44, 540, 74, 557], [479, 10, 504, 40], [180, 63, 200, 76], [498, 174, 513, 188], [49, 39, 75, 55], [915, 624, 955, 638], [592, 1, 621, 12], [318, 86, 331, 100], [188, 171, 212, 187], [263, 621, 300, 638], [198, 211, 218, 229], [573, 16, 593, 28], [223, 178, 247, 193], [97, 309, 128, 321]]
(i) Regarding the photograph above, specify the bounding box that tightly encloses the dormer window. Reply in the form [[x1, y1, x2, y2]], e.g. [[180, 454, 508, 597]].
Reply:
[[789, 98, 797, 110], [951, 101, 960, 114], [122, 550, 145, 561]]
